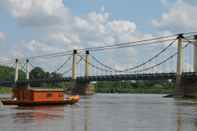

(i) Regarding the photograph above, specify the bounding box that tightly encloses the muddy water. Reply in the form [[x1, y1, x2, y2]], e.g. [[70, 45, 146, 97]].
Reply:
[[0, 94, 197, 131]]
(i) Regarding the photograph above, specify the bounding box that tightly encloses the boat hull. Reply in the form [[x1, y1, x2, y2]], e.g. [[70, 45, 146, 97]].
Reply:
[[1, 98, 79, 106]]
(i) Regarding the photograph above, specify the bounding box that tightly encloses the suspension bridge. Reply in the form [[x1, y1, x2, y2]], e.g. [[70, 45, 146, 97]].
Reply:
[[1, 32, 197, 97]]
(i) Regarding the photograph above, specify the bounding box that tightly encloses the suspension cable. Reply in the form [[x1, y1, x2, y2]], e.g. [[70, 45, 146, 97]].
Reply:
[[91, 39, 177, 72], [86, 38, 176, 52], [133, 42, 191, 73], [77, 54, 113, 73], [62, 54, 83, 75], [53, 55, 72, 73], [16, 32, 197, 61]]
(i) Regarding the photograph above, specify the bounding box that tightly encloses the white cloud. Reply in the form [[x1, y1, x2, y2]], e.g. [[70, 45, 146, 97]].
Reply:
[[0, 0, 176, 72], [108, 20, 136, 33], [0, 32, 6, 41], [1, 0, 71, 27], [153, 0, 197, 32]]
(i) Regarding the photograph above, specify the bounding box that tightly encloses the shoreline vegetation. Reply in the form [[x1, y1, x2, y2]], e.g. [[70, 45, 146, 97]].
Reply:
[[94, 81, 175, 94], [0, 65, 175, 94]]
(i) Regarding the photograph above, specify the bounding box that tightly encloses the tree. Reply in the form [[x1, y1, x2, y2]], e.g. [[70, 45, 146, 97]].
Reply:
[[30, 67, 46, 87], [30, 67, 46, 80]]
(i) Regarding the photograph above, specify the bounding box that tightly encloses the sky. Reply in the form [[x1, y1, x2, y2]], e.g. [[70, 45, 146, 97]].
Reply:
[[0, 0, 196, 73]]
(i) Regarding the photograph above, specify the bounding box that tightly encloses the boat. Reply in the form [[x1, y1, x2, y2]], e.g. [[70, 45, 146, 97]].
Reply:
[[1, 87, 80, 106]]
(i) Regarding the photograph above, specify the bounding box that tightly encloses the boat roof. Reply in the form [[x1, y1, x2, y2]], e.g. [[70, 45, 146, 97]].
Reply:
[[29, 88, 64, 92]]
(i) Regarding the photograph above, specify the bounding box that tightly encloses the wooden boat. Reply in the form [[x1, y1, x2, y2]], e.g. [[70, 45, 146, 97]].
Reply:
[[1, 96, 80, 106], [1, 88, 80, 106]]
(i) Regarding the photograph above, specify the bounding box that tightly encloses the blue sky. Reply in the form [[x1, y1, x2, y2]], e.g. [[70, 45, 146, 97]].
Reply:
[[0, 0, 196, 73]]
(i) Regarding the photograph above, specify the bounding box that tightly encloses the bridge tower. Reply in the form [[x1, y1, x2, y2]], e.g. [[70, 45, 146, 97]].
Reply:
[[193, 35, 197, 72], [14, 59, 19, 83], [175, 34, 184, 98], [72, 50, 77, 80], [85, 50, 90, 78], [81, 50, 95, 95], [71, 50, 95, 95], [26, 59, 30, 88], [70, 49, 78, 94], [175, 35, 197, 98]]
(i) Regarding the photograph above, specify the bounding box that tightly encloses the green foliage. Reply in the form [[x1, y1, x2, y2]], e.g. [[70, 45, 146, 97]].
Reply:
[[0, 87, 11, 94], [29, 66, 64, 88], [0, 65, 15, 81], [95, 80, 175, 94], [0, 65, 25, 81], [30, 67, 46, 79]]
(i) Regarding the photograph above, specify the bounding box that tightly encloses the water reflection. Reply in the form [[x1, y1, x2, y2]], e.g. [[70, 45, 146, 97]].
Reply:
[[176, 105, 182, 131], [70, 107, 75, 131], [12, 106, 64, 124], [83, 96, 92, 131], [175, 99, 197, 131], [69, 96, 92, 131]]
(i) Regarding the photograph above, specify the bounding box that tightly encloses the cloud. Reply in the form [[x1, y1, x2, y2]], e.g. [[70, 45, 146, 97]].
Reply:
[[0, 0, 71, 27], [0, 0, 177, 72], [108, 20, 136, 33], [0, 32, 6, 41], [153, 0, 197, 32]]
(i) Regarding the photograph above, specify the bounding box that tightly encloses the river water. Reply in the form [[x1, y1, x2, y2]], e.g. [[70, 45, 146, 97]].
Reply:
[[0, 94, 197, 131]]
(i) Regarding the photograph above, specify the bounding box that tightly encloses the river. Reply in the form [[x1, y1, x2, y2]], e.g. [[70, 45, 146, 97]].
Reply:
[[0, 94, 197, 131]]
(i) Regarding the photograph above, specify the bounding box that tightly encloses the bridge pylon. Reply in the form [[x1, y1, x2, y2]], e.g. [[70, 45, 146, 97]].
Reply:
[[72, 50, 77, 80], [175, 35, 197, 98], [85, 50, 90, 78], [26, 59, 30, 80], [26, 59, 30, 88], [71, 50, 95, 95], [175, 34, 184, 98], [193, 35, 197, 72], [180, 35, 197, 98], [14, 59, 19, 83]]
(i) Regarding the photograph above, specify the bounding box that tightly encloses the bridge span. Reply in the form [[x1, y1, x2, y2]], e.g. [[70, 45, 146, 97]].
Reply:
[[1, 33, 197, 97]]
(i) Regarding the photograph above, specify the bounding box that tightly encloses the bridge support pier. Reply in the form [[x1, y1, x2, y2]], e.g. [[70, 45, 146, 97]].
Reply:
[[178, 79, 197, 98], [71, 82, 95, 95]]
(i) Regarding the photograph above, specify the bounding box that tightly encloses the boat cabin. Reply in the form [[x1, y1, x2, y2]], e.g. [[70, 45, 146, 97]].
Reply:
[[12, 88, 64, 102]]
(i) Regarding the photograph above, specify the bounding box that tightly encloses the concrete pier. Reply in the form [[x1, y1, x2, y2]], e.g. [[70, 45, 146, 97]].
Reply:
[[71, 82, 95, 95]]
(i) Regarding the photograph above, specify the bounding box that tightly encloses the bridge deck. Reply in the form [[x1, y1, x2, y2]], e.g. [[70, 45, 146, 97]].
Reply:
[[0, 72, 197, 87]]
